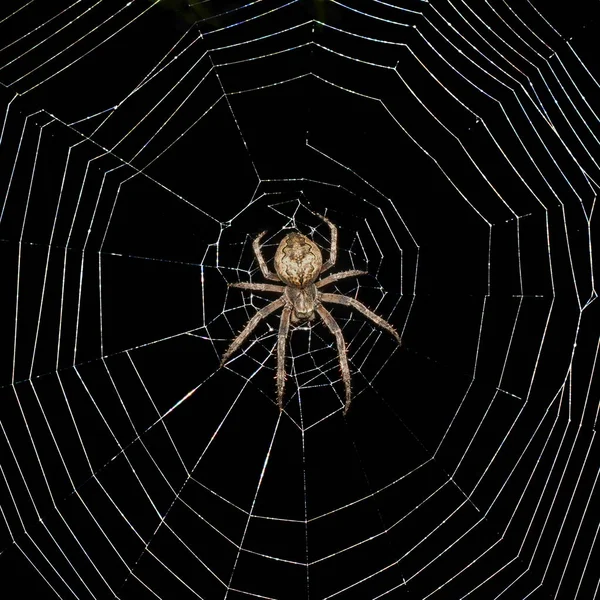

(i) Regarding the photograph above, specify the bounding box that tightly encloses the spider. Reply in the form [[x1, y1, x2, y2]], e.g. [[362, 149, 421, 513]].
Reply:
[[221, 214, 401, 413]]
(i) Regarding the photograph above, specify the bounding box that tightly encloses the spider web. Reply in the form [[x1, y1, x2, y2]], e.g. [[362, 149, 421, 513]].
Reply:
[[0, 1, 599, 598]]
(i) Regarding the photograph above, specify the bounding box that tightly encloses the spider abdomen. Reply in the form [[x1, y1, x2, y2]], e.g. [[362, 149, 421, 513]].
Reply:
[[274, 233, 323, 287]]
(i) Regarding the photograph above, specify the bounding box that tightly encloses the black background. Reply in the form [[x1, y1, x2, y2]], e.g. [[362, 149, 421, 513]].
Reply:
[[0, 1, 599, 598]]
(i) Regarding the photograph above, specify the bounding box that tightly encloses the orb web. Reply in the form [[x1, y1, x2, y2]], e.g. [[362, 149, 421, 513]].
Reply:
[[0, 1, 598, 599]]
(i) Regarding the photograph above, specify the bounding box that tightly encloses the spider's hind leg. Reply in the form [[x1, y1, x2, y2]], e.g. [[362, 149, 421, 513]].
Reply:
[[316, 270, 367, 289], [229, 282, 284, 293], [253, 231, 280, 281], [316, 213, 338, 274]]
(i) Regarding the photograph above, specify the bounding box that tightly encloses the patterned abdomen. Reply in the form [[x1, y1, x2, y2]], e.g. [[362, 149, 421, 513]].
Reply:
[[274, 233, 323, 287]]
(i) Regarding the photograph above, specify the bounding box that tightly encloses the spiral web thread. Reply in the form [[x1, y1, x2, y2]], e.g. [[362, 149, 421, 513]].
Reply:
[[0, 1, 598, 598]]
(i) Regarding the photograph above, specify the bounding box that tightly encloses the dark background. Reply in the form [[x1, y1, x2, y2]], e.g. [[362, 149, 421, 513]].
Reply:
[[0, 1, 598, 598]]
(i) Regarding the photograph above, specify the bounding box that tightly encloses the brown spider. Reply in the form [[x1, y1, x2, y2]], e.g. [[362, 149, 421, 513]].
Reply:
[[221, 214, 401, 413]]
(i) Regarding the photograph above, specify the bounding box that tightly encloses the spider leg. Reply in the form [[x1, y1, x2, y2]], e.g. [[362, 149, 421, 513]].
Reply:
[[316, 304, 353, 413], [277, 306, 292, 410], [316, 270, 367, 289], [253, 231, 280, 281], [315, 213, 338, 273], [221, 297, 285, 366], [230, 282, 285, 293], [320, 293, 401, 344]]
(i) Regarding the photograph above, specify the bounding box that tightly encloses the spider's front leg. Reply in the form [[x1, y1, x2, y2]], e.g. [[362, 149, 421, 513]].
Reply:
[[320, 293, 401, 344], [221, 298, 285, 367], [277, 306, 292, 410], [316, 305, 353, 413]]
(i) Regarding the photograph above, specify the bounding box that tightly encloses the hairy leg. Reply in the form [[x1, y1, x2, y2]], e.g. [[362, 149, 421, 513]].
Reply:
[[320, 293, 401, 344], [229, 282, 285, 293], [253, 231, 280, 281], [316, 270, 367, 289], [277, 306, 292, 410], [316, 213, 338, 273], [317, 305, 352, 413], [221, 298, 285, 366]]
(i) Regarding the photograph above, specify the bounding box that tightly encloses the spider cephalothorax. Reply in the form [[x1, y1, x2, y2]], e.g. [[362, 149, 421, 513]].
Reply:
[[221, 214, 401, 413]]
